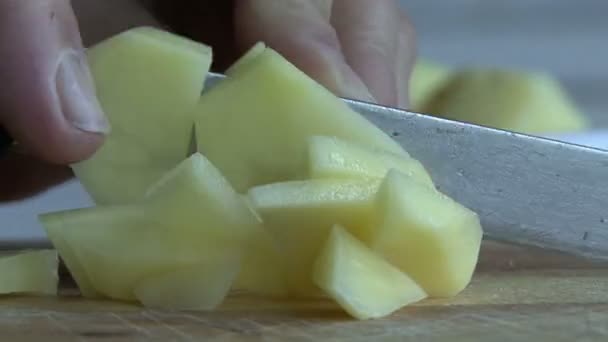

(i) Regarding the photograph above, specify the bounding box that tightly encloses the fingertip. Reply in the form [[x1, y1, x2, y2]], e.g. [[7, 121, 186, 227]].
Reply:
[[234, 0, 375, 103]]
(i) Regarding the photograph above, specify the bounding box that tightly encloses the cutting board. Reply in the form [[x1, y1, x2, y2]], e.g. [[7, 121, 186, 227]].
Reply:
[[1, 240, 607, 341]]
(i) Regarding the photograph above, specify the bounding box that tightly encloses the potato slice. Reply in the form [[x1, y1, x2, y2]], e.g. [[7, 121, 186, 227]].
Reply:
[[41, 154, 258, 301], [194, 46, 405, 192], [143, 153, 261, 243], [0, 250, 59, 296], [308, 135, 434, 186], [370, 170, 483, 297], [73, 27, 213, 204], [248, 178, 380, 297], [421, 68, 589, 134], [313, 225, 427, 320], [133, 257, 240, 310], [410, 59, 452, 111]]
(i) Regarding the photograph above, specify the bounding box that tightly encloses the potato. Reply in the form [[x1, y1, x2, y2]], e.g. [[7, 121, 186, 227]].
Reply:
[[248, 178, 380, 297], [370, 170, 483, 297], [72, 27, 213, 204], [421, 68, 589, 134], [409, 59, 452, 111], [313, 225, 427, 320], [194, 46, 406, 192], [133, 257, 240, 310], [0, 250, 59, 296], [41, 154, 258, 303], [307, 135, 434, 187]]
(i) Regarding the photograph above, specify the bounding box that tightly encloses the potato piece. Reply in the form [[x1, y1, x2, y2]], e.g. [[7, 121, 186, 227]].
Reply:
[[143, 153, 261, 243], [248, 179, 380, 297], [225, 42, 266, 76], [133, 257, 240, 310], [410, 59, 452, 111], [232, 227, 288, 297], [370, 170, 483, 297], [73, 27, 213, 204], [41, 154, 258, 301], [0, 250, 59, 296], [313, 225, 427, 320], [308, 135, 434, 187], [194, 47, 405, 192], [421, 68, 589, 134]]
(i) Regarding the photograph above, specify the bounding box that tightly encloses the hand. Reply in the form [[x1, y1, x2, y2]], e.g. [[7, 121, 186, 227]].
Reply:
[[0, 0, 416, 200]]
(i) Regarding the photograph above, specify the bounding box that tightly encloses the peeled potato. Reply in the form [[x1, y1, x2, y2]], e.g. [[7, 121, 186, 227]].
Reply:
[[194, 46, 406, 192], [371, 170, 483, 297], [313, 225, 427, 320], [421, 68, 589, 134], [73, 27, 213, 204], [307, 135, 434, 187], [0, 250, 59, 296], [248, 178, 380, 297]]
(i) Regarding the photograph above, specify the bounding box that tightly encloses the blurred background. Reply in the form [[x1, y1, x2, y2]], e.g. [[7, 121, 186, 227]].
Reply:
[[401, 0, 608, 127]]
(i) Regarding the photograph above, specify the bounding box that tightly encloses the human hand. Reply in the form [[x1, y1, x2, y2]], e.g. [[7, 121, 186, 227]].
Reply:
[[0, 0, 416, 200]]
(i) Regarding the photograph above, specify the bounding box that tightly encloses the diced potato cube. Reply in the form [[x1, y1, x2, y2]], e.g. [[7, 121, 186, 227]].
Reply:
[[0, 250, 59, 296], [194, 46, 405, 192], [313, 225, 427, 320], [133, 257, 240, 310], [248, 179, 380, 297], [371, 170, 483, 297], [73, 27, 213, 204], [308, 135, 434, 187]]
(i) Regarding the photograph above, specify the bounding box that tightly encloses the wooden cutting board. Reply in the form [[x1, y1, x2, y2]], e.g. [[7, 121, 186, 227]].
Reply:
[[1, 240, 607, 341]]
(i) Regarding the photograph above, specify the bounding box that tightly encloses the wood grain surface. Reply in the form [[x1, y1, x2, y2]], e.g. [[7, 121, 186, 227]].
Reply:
[[1, 240, 607, 341]]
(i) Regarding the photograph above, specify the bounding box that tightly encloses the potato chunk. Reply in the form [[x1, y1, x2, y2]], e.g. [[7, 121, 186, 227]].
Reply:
[[0, 250, 59, 296], [313, 225, 427, 320], [370, 170, 483, 297]]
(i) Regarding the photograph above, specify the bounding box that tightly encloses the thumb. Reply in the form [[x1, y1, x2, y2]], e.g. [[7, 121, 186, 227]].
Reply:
[[0, 0, 108, 164]]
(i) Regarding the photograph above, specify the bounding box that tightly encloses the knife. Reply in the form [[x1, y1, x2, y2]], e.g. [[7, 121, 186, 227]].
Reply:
[[3, 72, 608, 261]]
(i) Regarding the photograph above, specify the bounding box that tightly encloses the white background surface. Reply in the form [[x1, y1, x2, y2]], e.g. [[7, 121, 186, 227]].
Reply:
[[1, 0, 607, 244]]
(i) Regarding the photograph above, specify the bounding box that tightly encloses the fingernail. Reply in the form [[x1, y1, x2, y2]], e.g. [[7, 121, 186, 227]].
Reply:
[[55, 50, 110, 134]]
